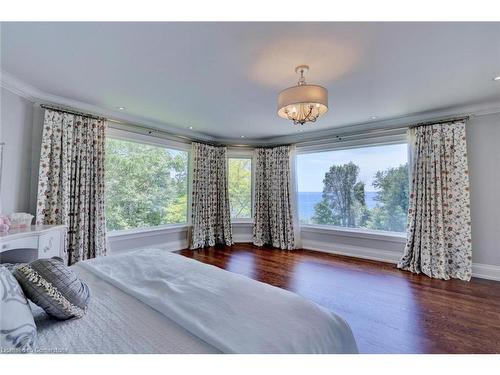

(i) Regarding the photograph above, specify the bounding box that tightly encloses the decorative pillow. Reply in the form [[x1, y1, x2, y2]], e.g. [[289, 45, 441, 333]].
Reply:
[[0, 265, 37, 352], [14, 257, 90, 320]]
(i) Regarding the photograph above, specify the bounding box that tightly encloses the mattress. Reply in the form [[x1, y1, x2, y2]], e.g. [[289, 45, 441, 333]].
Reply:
[[32, 249, 357, 354], [32, 265, 220, 354], [79, 249, 358, 354]]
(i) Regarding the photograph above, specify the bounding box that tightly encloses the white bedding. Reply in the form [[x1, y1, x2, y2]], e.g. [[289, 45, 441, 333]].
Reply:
[[33, 265, 219, 353], [79, 249, 358, 354]]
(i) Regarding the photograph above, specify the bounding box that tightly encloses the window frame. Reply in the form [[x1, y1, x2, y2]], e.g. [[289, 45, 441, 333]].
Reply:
[[105, 127, 192, 235], [294, 132, 409, 237], [226, 148, 255, 223]]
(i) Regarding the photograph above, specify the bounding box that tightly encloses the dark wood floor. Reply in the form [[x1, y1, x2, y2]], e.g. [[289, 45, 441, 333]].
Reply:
[[177, 244, 500, 354]]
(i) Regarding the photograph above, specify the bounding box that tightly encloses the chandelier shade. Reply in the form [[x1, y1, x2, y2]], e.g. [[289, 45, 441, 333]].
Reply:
[[277, 66, 328, 125]]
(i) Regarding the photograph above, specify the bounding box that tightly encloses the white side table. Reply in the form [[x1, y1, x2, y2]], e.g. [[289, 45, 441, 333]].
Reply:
[[0, 225, 66, 262]]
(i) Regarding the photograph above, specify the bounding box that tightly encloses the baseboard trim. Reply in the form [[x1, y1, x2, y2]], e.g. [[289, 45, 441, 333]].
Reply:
[[154, 240, 189, 252], [302, 239, 401, 264], [302, 239, 500, 282], [233, 235, 253, 243], [471, 263, 500, 281], [107, 224, 188, 241], [109, 239, 188, 254]]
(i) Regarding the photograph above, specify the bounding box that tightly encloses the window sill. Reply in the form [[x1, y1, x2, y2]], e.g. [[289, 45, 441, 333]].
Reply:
[[232, 220, 253, 226], [107, 224, 189, 239], [300, 224, 406, 243]]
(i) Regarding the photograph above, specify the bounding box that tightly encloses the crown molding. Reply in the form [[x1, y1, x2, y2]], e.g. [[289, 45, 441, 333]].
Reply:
[[0, 70, 218, 144], [2, 70, 499, 147], [0, 70, 41, 102], [259, 100, 500, 146]]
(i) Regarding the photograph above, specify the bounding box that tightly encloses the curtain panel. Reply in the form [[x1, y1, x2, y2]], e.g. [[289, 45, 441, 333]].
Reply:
[[36, 109, 107, 266], [190, 142, 233, 249], [253, 146, 295, 250], [398, 119, 472, 281]]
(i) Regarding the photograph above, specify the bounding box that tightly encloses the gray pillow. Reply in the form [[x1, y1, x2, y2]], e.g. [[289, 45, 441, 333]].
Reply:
[[0, 265, 37, 352], [14, 257, 90, 320]]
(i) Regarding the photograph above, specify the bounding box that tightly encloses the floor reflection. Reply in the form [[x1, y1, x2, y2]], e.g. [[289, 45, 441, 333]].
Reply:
[[291, 260, 427, 353], [225, 250, 257, 279]]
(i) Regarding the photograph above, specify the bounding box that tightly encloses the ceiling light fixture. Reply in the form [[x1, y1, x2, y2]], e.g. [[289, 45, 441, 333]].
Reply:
[[117, 106, 125, 110], [370, 116, 378, 120], [188, 126, 193, 130], [240, 135, 245, 138], [278, 65, 328, 126], [494, 76, 500, 81]]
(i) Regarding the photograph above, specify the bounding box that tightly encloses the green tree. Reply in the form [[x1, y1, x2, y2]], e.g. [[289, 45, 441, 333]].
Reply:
[[164, 195, 188, 223], [105, 139, 188, 231], [368, 163, 409, 232], [353, 181, 366, 205], [353, 180, 371, 227], [312, 198, 340, 225], [228, 158, 252, 219], [312, 162, 365, 227]]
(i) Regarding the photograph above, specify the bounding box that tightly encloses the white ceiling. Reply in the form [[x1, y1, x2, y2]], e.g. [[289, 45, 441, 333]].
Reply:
[[1, 22, 500, 142]]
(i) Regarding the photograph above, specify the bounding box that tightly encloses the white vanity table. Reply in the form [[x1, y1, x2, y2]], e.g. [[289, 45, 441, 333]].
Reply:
[[0, 225, 66, 262]]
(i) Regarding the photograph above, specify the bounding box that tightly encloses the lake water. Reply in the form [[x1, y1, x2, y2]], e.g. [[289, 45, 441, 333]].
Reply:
[[298, 191, 379, 222]]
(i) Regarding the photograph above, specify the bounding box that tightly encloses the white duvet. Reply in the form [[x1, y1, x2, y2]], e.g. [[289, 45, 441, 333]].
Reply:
[[79, 249, 358, 354]]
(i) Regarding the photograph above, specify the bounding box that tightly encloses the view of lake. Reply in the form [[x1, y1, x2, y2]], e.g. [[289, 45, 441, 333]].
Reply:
[[298, 191, 379, 223]]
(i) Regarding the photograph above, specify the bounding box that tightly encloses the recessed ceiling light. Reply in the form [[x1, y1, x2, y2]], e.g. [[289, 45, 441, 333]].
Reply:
[[370, 116, 378, 120], [240, 135, 245, 138], [188, 126, 193, 130], [493, 76, 500, 81], [117, 106, 125, 110]]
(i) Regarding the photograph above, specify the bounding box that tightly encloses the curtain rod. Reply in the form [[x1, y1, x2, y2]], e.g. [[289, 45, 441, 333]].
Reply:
[[40, 104, 106, 120], [355, 114, 471, 134], [107, 119, 221, 147], [40, 104, 220, 146], [40, 103, 472, 148], [410, 115, 470, 128], [293, 114, 473, 148], [334, 114, 471, 139]]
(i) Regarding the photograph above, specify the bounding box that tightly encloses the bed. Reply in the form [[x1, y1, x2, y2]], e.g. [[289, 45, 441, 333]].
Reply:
[[32, 249, 358, 354]]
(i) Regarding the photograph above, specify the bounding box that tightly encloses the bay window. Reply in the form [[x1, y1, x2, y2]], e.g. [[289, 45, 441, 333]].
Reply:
[[296, 142, 409, 233], [228, 157, 253, 220], [105, 136, 189, 232]]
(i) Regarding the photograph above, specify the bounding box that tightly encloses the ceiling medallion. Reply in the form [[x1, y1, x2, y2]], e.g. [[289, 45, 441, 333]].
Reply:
[[277, 65, 328, 125]]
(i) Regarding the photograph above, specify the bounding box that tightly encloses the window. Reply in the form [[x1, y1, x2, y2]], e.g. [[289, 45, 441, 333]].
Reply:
[[105, 137, 189, 231], [296, 143, 408, 233], [228, 157, 252, 219]]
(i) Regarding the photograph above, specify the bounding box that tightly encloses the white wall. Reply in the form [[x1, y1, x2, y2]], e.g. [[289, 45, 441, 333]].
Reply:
[[107, 222, 253, 254], [467, 112, 500, 267], [107, 225, 190, 254], [232, 222, 253, 243], [0, 88, 35, 214], [300, 226, 406, 263], [28, 105, 44, 214]]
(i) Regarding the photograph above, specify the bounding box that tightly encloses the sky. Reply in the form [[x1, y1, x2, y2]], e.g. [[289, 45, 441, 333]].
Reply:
[[296, 143, 408, 192]]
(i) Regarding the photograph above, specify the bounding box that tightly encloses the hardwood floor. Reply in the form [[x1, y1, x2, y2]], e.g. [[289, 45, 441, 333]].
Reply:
[[177, 244, 500, 354]]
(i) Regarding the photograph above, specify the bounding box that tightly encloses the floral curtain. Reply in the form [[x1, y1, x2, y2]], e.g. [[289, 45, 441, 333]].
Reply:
[[190, 142, 233, 249], [253, 146, 295, 250], [398, 119, 472, 281], [36, 109, 107, 266]]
